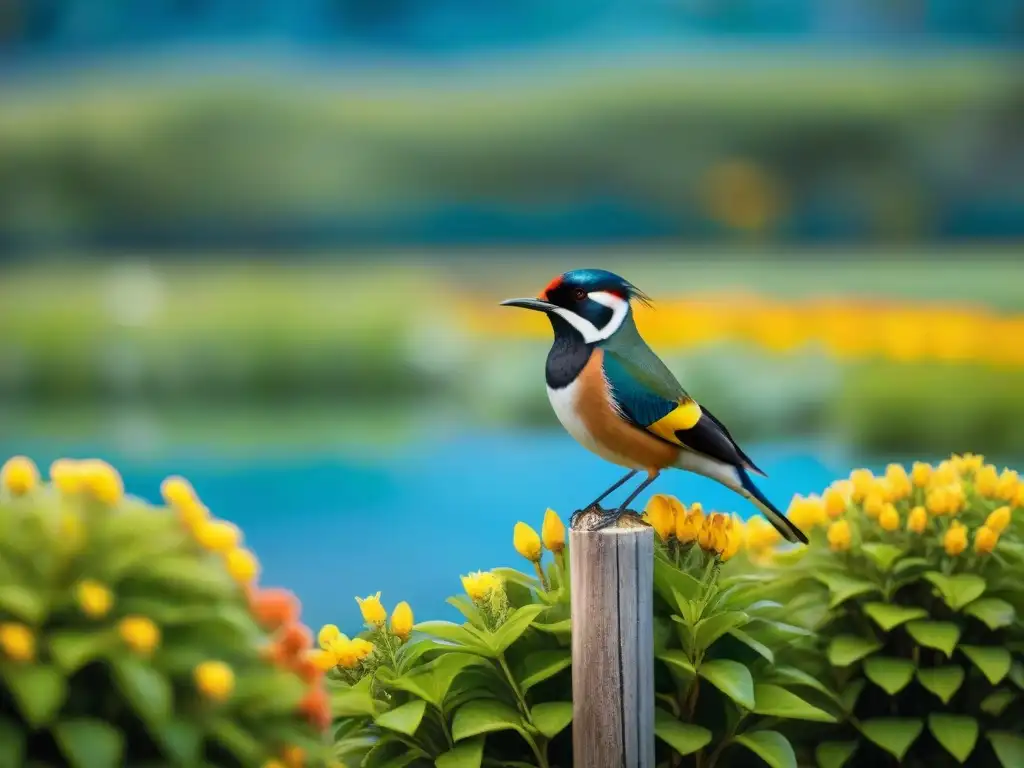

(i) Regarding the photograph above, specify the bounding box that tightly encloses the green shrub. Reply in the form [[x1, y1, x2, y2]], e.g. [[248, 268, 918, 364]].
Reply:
[[322, 504, 841, 767], [0, 455, 331, 768], [769, 454, 1024, 766]]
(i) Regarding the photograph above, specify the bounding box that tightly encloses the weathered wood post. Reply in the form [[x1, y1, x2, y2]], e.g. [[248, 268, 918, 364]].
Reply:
[[570, 510, 655, 768]]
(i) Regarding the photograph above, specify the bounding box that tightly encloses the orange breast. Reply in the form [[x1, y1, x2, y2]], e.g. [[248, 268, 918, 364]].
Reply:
[[574, 349, 680, 471]]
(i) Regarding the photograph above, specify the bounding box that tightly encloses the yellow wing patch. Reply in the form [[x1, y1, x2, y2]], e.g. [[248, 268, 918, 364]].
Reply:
[[647, 398, 703, 445]]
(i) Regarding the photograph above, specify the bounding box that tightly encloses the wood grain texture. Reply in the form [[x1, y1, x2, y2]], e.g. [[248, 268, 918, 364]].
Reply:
[[570, 523, 655, 768]]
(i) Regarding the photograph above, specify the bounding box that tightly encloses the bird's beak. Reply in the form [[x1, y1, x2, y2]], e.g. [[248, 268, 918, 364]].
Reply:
[[499, 297, 558, 312]]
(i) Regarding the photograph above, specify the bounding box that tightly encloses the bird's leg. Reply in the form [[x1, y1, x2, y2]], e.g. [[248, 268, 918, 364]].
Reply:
[[591, 470, 661, 531], [569, 469, 639, 527]]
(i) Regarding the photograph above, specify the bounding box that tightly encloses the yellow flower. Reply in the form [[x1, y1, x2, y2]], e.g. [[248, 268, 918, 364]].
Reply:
[[675, 504, 705, 544], [975, 465, 999, 497], [461, 571, 501, 602], [118, 616, 160, 656], [194, 519, 241, 552], [907, 506, 928, 534], [79, 459, 124, 505], [944, 522, 968, 556], [745, 515, 781, 551], [996, 469, 1020, 502], [390, 601, 414, 640], [0, 623, 35, 662], [49, 459, 84, 494], [355, 592, 387, 627], [827, 520, 851, 552], [643, 494, 679, 541], [878, 504, 900, 532], [177, 499, 209, 530], [927, 485, 965, 516], [334, 636, 374, 669], [823, 487, 847, 519], [987, 506, 1012, 534], [863, 492, 885, 519], [884, 464, 911, 499], [720, 516, 742, 562], [911, 462, 932, 488], [974, 525, 999, 555], [318, 624, 341, 649], [850, 469, 874, 502], [541, 508, 566, 552], [1, 456, 39, 496], [224, 548, 259, 584], [787, 495, 826, 529], [306, 649, 337, 671], [697, 513, 732, 557], [161, 475, 196, 508], [513, 522, 543, 562], [75, 580, 114, 619], [194, 660, 235, 702], [956, 453, 985, 473], [1015, 485, 1024, 509]]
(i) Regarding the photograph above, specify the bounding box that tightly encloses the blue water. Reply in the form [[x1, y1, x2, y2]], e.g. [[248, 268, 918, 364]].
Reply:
[[5, 431, 867, 632]]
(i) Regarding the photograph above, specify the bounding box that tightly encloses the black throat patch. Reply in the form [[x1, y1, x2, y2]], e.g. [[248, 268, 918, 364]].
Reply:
[[545, 314, 592, 389]]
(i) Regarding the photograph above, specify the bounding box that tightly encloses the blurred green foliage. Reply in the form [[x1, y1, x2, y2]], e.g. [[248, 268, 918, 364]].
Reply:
[[0, 55, 1019, 242]]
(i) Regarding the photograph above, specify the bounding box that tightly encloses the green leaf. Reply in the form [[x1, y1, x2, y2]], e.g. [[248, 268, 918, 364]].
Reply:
[[769, 667, 841, 705], [414, 622, 493, 656], [728, 628, 774, 663], [49, 631, 112, 674], [654, 558, 703, 604], [989, 732, 1024, 768], [376, 700, 427, 737], [531, 619, 571, 638], [0, 585, 46, 623], [452, 700, 527, 742], [863, 603, 928, 632], [530, 702, 572, 739], [861, 543, 904, 572], [492, 604, 547, 653], [858, 718, 923, 760], [893, 557, 929, 575], [863, 657, 915, 695], [840, 679, 865, 713], [924, 572, 986, 611], [2, 663, 67, 727], [752, 684, 837, 722], [657, 650, 696, 688], [827, 635, 881, 667], [916, 666, 964, 704], [698, 659, 755, 710], [928, 714, 978, 763], [653, 708, 711, 756], [491, 567, 540, 592], [0, 718, 24, 768], [964, 598, 1016, 630], [389, 653, 485, 708], [981, 689, 1016, 716], [447, 596, 488, 629], [435, 738, 484, 768], [329, 677, 377, 717], [518, 650, 571, 693], [906, 621, 961, 657], [112, 657, 172, 724], [816, 741, 858, 768], [693, 611, 749, 653], [1011, 662, 1024, 690], [733, 730, 797, 768], [54, 719, 124, 768], [961, 645, 1012, 685], [153, 720, 202, 765], [815, 572, 880, 608]]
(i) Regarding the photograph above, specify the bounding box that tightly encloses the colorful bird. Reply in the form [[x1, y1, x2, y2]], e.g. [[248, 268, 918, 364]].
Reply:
[[501, 268, 808, 543]]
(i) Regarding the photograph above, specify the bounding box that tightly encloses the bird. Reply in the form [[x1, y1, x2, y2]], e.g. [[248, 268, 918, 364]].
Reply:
[[500, 268, 808, 543]]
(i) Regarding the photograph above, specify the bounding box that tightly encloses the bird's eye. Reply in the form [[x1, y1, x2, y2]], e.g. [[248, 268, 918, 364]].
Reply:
[[573, 288, 586, 301]]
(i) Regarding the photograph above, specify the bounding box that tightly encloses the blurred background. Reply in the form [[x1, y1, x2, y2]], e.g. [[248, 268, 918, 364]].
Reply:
[[1, 0, 1022, 629]]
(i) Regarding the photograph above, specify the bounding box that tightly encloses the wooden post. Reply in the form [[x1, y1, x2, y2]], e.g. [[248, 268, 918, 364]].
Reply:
[[570, 510, 655, 768]]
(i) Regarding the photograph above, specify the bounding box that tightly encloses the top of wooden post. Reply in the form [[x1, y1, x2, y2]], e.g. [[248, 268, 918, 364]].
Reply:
[[569, 507, 649, 533]]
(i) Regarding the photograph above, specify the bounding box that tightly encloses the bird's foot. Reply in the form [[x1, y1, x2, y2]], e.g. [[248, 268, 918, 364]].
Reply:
[[590, 507, 625, 531], [569, 505, 648, 531], [569, 504, 599, 529]]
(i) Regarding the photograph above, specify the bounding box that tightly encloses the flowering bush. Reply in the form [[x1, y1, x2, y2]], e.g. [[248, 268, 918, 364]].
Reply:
[[324, 503, 842, 767], [761, 453, 1024, 766], [0, 456, 331, 768]]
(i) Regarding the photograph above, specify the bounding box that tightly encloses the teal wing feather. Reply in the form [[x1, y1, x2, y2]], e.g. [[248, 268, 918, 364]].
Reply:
[[601, 318, 765, 474]]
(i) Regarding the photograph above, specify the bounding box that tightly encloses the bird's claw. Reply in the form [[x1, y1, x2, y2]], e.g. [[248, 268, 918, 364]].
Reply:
[[589, 508, 625, 531]]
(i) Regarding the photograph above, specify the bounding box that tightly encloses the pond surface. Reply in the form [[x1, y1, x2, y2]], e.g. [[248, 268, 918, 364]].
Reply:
[[3, 429, 921, 632]]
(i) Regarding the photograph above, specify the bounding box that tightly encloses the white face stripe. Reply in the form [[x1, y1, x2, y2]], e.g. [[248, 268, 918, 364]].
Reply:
[[550, 290, 630, 343]]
